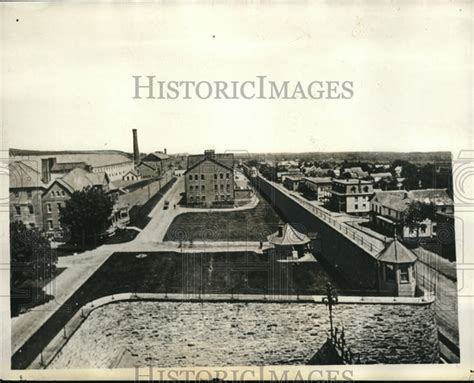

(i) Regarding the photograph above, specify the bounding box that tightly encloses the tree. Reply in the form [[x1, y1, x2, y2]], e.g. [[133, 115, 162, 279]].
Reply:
[[401, 201, 436, 240], [59, 186, 114, 248], [10, 221, 57, 316]]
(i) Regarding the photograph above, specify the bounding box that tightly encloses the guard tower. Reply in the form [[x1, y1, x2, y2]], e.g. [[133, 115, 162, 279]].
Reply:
[[267, 223, 311, 260], [377, 237, 417, 297]]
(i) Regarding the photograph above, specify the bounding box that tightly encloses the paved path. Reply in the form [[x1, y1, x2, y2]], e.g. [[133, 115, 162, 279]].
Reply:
[[11, 177, 264, 357]]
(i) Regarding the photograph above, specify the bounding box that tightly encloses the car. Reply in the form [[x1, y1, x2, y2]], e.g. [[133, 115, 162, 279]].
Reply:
[[163, 200, 170, 210]]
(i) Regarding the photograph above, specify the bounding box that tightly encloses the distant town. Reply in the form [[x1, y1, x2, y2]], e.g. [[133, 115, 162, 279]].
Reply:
[[9, 129, 458, 369]]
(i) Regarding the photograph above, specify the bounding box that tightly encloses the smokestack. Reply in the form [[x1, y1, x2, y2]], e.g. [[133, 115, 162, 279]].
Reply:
[[132, 129, 140, 166], [164, 148, 167, 155]]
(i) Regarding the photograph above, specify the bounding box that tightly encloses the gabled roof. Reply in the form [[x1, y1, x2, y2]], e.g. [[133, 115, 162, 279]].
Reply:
[[45, 168, 109, 195], [185, 157, 234, 174], [9, 161, 46, 189], [371, 190, 410, 212], [377, 238, 417, 264], [187, 152, 234, 169], [137, 161, 158, 170], [267, 224, 311, 246], [142, 152, 170, 161]]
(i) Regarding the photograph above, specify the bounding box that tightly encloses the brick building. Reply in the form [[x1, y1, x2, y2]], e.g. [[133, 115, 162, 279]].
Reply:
[[9, 161, 46, 230], [42, 168, 115, 231], [137, 151, 171, 178], [185, 150, 235, 206]]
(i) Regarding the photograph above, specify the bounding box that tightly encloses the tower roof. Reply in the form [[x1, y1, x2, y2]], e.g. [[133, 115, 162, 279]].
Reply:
[[377, 238, 417, 264], [267, 223, 311, 246]]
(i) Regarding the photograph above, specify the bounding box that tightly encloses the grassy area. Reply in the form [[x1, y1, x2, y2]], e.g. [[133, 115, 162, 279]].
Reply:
[[164, 190, 284, 242], [12, 250, 338, 369]]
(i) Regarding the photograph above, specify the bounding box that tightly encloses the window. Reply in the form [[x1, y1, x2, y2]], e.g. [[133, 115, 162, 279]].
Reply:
[[201, 196, 205, 201], [400, 266, 410, 283], [201, 174, 205, 180], [226, 173, 230, 179], [51, 191, 55, 197], [354, 204, 358, 210], [226, 184, 230, 191], [214, 185, 218, 191], [190, 196, 194, 202], [28, 205, 34, 214], [220, 184, 224, 190], [48, 220, 53, 230], [189, 175, 193, 180], [201, 185, 205, 191], [220, 173, 223, 179], [214, 174, 217, 180], [57, 203, 62, 211], [215, 195, 219, 201], [47, 203, 52, 213], [363, 186, 369, 192], [15, 205, 21, 215], [350, 186, 357, 193], [190, 185, 193, 191], [194, 174, 198, 180]]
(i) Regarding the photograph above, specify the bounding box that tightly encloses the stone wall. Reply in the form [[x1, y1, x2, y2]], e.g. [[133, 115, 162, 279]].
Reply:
[[49, 300, 439, 368], [254, 176, 380, 292]]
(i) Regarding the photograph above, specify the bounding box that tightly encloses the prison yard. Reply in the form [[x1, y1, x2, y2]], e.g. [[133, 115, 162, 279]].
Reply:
[[9, 145, 459, 368], [164, 189, 284, 242]]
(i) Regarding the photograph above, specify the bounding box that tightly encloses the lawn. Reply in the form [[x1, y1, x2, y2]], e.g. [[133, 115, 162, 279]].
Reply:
[[12, 250, 338, 369], [164, 190, 285, 242]]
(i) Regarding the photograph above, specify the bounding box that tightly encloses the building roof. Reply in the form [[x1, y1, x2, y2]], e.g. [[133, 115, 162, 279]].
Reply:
[[303, 177, 332, 185], [10, 150, 133, 168], [187, 152, 234, 169], [333, 178, 372, 185], [344, 167, 369, 178], [185, 156, 234, 174], [377, 238, 417, 264], [267, 224, 311, 246], [372, 191, 411, 212], [51, 162, 89, 172], [137, 161, 158, 170], [9, 161, 45, 189], [48, 168, 110, 194], [408, 189, 453, 206], [142, 152, 170, 161]]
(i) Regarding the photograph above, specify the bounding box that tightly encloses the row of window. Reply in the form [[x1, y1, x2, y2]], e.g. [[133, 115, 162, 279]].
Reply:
[[189, 194, 232, 202], [189, 184, 231, 192], [46, 202, 63, 214], [50, 189, 66, 197], [189, 172, 231, 181]]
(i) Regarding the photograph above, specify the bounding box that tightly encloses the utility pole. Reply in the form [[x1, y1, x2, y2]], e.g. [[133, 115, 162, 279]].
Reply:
[[322, 282, 338, 342]]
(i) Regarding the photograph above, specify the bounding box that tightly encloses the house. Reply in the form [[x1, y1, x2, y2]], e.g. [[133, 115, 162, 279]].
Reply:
[[140, 151, 171, 177], [42, 168, 116, 232], [283, 175, 303, 191], [299, 177, 332, 203], [122, 169, 141, 182], [9, 161, 47, 230], [330, 179, 374, 214], [184, 150, 235, 206], [370, 189, 453, 239]]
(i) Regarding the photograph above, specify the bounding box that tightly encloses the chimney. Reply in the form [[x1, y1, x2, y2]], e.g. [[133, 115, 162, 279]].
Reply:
[[277, 225, 283, 237], [132, 129, 140, 166], [164, 148, 167, 155], [204, 149, 215, 159], [41, 157, 55, 183]]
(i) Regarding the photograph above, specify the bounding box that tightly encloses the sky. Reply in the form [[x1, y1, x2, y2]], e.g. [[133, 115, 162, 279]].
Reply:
[[1, 2, 472, 155]]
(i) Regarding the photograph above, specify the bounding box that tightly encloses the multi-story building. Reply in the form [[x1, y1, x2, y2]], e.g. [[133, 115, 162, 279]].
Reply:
[[185, 150, 235, 206], [42, 168, 115, 231], [330, 178, 374, 214], [370, 189, 453, 240], [299, 177, 333, 203], [137, 151, 171, 178], [9, 161, 46, 230]]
